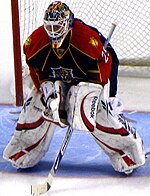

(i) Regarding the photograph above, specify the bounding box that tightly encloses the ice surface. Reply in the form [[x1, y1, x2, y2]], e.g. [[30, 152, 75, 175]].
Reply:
[[0, 105, 150, 196]]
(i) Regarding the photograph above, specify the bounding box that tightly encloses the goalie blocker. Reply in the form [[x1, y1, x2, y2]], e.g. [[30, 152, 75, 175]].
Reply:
[[3, 81, 145, 174]]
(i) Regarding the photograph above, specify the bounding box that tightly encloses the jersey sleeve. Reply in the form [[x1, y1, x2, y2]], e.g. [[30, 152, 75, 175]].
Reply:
[[97, 44, 113, 86], [72, 19, 113, 86], [23, 26, 51, 89], [28, 66, 40, 90]]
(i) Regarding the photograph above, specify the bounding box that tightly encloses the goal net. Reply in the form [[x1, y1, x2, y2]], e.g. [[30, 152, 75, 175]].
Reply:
[[18, 0, 150, 78], [6, 0, 149, 106]]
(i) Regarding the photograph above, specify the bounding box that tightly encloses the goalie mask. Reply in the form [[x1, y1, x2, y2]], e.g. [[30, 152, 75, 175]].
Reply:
[[43, 1, 74, 48]]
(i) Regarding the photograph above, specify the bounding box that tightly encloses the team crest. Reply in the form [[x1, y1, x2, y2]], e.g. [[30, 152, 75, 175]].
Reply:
[[89, 37, 98, 47], [51, 67, 74, 83], [24, 37, 32, 46]]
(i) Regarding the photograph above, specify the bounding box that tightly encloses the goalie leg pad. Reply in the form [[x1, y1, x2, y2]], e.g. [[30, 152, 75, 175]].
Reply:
[[91, 90, 145, 173], [3, 87, 56, 169], [66, 82, 103, 131], [66, 82, 145, 173], [92, 130, 145, 173]]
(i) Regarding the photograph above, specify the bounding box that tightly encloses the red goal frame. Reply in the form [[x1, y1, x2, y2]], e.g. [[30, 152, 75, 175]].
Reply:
[[11, 0, 23, 106]]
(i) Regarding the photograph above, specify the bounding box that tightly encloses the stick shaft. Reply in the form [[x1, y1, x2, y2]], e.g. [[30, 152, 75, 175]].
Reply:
[[48, 126, 73, 181], [104, 23, 117, 49], [31, 126, 73, 195]]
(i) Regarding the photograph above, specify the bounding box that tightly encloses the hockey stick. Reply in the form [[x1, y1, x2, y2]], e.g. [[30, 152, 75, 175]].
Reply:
[[104, 23, 117, 49], [31, 125, 73, 196]]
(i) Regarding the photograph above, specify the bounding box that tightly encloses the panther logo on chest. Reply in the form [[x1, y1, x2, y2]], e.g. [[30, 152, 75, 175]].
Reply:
[[51, 66, 74, 83]]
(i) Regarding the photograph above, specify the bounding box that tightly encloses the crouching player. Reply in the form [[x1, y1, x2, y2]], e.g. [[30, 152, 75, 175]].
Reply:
[[3, 1, 145, 174]]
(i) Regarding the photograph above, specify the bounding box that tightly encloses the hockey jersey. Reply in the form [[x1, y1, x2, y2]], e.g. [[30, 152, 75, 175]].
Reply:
[[23, 19, 113, 90]]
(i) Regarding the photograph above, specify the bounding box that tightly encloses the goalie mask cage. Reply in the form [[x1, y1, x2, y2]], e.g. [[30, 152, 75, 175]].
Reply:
[[12, 0, 150, 106]]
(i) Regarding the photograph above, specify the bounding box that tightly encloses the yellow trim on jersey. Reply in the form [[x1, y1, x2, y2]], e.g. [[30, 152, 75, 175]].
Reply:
[[42, 49, 52, 71], [27, 43, 51, 60], [70, 43, 96, 60], [87, 70, 100, 73], [53, 47, 69, 59], [87, 59, 102, 83], [87, 79, 102, 84], [68, 48, 87, 75]]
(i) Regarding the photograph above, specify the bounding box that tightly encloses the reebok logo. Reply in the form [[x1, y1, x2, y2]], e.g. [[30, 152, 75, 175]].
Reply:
[[90, 96, 98, 118]]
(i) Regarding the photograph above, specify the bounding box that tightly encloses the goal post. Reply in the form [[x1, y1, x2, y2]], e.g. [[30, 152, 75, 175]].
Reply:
[[11, 0, 23, 106]]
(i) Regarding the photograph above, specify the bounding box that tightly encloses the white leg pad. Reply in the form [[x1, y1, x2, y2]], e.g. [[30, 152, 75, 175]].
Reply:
[[66, 82, 103, 131], [66, 82, 145, 173], [91, 92, 145, 173], [3, 86, 56, 168]]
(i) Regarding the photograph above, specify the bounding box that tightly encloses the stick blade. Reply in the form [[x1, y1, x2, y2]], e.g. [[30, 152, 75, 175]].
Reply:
[[31, 182, 50, 196]]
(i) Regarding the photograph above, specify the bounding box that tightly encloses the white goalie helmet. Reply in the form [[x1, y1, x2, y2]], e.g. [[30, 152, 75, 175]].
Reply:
[[43, 1, 74, 48]]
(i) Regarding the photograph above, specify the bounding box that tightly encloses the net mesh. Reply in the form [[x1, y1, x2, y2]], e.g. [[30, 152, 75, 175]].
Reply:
[[18, 0, 150, 77]]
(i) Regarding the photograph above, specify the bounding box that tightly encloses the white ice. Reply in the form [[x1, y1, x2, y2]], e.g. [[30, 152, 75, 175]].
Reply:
[[1, 173, 150, 196]]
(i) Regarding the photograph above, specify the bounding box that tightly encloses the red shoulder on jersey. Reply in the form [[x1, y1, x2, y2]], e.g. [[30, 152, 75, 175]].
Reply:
[[23, 26, 50, 60], [71, 19, 104, 59], [71, 19, 112, 85]]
